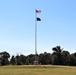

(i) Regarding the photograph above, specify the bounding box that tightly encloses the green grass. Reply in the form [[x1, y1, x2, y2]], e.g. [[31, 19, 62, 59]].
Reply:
[[0, 65, 76, 75]]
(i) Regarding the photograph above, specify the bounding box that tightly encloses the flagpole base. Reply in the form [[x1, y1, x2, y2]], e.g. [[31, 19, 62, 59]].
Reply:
[[33, 60, 39, 65]]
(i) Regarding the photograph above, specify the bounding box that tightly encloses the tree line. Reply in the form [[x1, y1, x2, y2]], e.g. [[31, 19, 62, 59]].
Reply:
[[0, 46, 76, 66]]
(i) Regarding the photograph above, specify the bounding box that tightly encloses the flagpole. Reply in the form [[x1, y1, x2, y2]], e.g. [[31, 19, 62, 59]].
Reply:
[[35, 9, 37, 61], [33, 9, 38, 65]]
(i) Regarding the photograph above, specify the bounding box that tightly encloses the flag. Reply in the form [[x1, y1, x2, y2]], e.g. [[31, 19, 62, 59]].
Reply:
[[36, 10, 41, 14], [37, 17, 41, 21]]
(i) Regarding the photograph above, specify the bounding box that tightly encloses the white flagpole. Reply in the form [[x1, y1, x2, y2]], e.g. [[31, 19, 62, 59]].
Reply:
[[33, 9, 38, 65], [35, 9, 37, 61]]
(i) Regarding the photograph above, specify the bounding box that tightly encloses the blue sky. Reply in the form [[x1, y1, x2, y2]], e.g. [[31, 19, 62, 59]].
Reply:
[[0, 0, 76, 55]]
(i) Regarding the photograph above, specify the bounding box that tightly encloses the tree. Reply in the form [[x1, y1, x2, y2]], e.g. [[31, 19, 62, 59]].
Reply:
[[52, 46, 62, 53], [39, 52, 52, 65], [20, 54, 26, 65], [52, 46, 63, 65], [15, 55, 21, 65], [69, 54, 76, 66], [10, 56, 16, 65], [62, 51, 70, 65], [43, 52, 52, 64], [0, 51, 10, 65], [39, 53, 45, 64], [26, 54, 35, 65]]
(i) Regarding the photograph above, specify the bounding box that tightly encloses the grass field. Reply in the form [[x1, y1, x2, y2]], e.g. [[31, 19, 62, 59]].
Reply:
[[0, 65, 76, 75]]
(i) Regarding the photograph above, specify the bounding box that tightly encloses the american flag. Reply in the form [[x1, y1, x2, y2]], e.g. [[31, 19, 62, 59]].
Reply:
[[36, 10, 41, 14]]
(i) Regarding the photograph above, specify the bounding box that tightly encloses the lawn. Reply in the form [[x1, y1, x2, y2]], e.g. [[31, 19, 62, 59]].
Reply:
[[0, 65, 76, 75]]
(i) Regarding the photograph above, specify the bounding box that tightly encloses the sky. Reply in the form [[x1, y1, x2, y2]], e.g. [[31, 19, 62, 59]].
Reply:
[[0, 0, 76, 56]]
